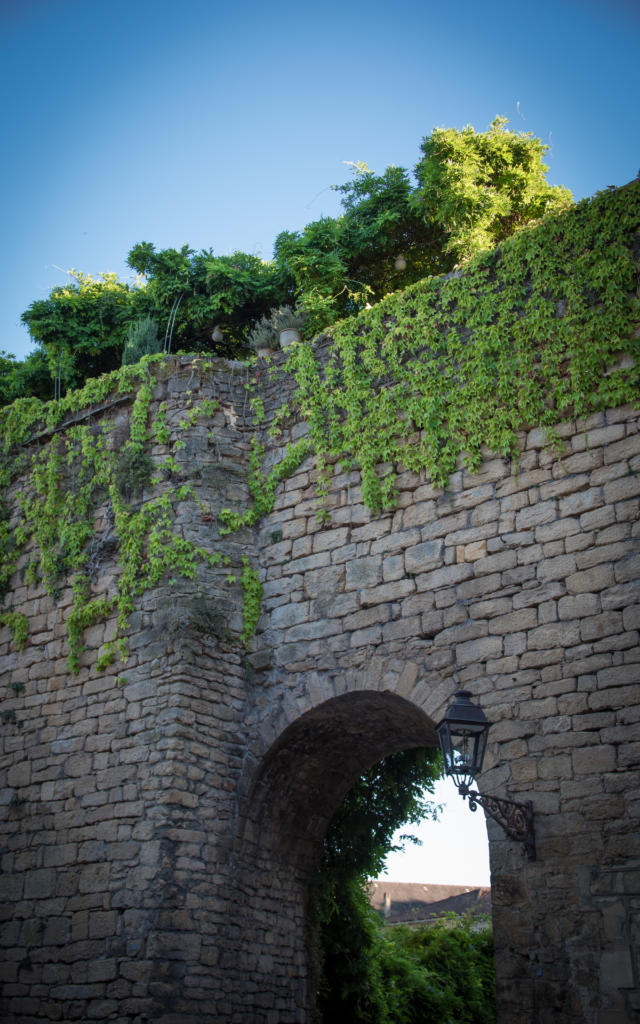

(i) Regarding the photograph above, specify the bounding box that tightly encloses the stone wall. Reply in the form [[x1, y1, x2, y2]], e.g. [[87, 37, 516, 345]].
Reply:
[[1, 351, 639, 1022]]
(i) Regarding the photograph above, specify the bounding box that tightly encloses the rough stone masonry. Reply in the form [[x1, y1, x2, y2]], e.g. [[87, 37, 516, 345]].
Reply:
[[1, 347, 639, 1024]]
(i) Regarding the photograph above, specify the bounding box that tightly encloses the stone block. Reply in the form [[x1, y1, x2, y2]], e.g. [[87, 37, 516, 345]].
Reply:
[[603, 433, 640, 463], [314, 592, 359, 619], [445, 522, 497, 546], [371, 527, 421, 555], [434, 620, 488, 647], [421, 610, 445, 637], [313, 527, 350, 553], [614, 553, 640, 584], [456, 540, 488, 562], [350, 518, 393, 544], [285, 550, 331, 574], [536, 554, 577, 582], [566, 565, 616, 594], [414, 562, 474, 592], [537, 753, 571, 779], [7, 761, 31, 787], [44, 843, 77, 867], [580, 611, 623, 642], [402, 500, 437, 528], [270, 602, 310, 630], [527, 622, 580, 650], [577, 541, 634, 570], [455, 635, 502, 666], [539, 474, 591, 500], [559, 488, 603, 517], [382, 616, 422, 642], [604, 474, 640, 503], [405, 540, 443, 572], [291, 536, 312, 559], [360, 579, 415, 606], [580, 505, 616, 531], [456, 572, 503, 601], [469, 498, 501, 525], [350, 624, 383, 648], [78, 864, 110, 894], [558, 593, 600, 619], [622, 604, 640, 630], [343, 605, 390, 632], [345, 556, 382, 589], [382, 554, 405, 582], [515, 501, 557, 530], [89, 911, 117, 939], [573, 745, 617, 775], [469, 596, 513, 618], [535, 517, 580, 542], [473, 550, 519, 577], [24, 869, 57, 899], [489, 608, 538, 634], [422, 511, 468, 541]]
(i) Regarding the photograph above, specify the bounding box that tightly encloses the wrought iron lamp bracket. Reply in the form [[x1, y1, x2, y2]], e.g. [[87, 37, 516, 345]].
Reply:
[[459, 783, 536, 861]]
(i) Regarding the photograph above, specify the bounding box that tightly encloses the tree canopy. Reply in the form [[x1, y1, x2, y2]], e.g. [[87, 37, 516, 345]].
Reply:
[[412, 116, 573, 264], [12, 117, 572, 404]]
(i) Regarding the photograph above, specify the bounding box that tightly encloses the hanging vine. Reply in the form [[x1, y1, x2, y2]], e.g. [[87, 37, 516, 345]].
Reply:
[[0, 182, 638, 670]]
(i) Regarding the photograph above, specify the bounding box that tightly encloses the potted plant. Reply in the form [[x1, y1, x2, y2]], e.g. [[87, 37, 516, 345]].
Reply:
[[270, 305, 305, 349], [247, 316, 278, 358]]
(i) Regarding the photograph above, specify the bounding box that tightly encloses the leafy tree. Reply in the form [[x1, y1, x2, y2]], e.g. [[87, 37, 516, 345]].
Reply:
[[9, 117, 572, 404], [273, 165, 436, 335], [276, 119, 571, 335], [274, 216, 352, 336], [0, 349, 52, 405], [412, 116, 573, 265], [20, 271, 142, 392], [126, 242, 292, 354], [335, 163, 439, 297], [380, 918, 496, 1024]]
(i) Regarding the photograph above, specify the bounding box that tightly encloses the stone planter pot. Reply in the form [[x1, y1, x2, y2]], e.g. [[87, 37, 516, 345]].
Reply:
[[278, 328, 301, 349]]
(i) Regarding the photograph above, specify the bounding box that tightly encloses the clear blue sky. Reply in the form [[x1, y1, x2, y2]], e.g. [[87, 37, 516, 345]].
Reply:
[[1, 0, 638, 362]]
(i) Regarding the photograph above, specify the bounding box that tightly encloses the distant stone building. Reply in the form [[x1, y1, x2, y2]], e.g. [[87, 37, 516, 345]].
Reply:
[[368, 880, 492, 925]]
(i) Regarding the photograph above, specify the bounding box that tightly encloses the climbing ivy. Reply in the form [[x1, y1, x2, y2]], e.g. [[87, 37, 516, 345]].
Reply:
[[0, 611, 28, 651], [239, 556, 263, 647], [0, 183, 638, 670], [219, 435, 312, 534], [286, 182, 640, 511], [0, 356, 226, 671]]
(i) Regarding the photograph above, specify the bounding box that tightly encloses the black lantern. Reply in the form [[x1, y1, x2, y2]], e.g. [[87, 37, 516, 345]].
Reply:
[[436, 690, 489, 797], [437, 690, 536, 861]]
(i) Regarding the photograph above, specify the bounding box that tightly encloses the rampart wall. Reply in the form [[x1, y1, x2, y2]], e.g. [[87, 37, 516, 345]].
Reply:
[[0, 349, 638, 1023]]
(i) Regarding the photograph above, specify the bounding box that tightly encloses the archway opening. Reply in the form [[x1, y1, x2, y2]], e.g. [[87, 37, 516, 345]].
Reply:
[[233, 689, 495, 1022]]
